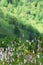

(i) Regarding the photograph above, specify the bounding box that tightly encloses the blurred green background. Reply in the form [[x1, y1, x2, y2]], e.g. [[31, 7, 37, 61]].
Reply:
[[0, 0, 43, 41]]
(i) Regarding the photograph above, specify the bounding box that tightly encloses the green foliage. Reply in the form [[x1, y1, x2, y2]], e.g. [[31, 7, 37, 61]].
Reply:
[[7, 0, 12, 3], [0, 0, 8, 6], [0, 0, 43, 40], [0, 9, 4, 18], [0, 1, 43, 65]]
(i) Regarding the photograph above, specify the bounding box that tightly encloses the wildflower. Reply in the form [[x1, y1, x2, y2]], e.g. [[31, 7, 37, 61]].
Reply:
[[21, 62, 23, 65], [37, 43, 41, 51], [1, 58, 3, 61], [25, 54, 35, 63], [31, 40, 34, 43], [17, 53, 21, 58], [33, 50, 35, 54], [24, 59, 27, 64], [26, 40, 29, 43], [25, 54, 32, 61], [40, 62, 42, 65], [2, 48, 4, 52], [13, 48, 15, 51], [22, 33, 24, 38], [2, 53, 6, 60], [37, 54, 40, 58], [2, 62, 5, 65], [29, 41, 31, 45], [12, 58, 15, 62], [10, 64, 12, 65], [19, 40, 21, 43], [6, 48, 8, 52], [0, 50, 2, 55]]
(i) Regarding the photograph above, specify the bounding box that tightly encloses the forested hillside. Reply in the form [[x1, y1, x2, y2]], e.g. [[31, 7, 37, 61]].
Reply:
[[0, 0, 43, 40]]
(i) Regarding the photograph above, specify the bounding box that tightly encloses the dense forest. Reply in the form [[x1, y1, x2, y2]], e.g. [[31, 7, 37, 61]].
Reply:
[[0, 0, 43, 65]]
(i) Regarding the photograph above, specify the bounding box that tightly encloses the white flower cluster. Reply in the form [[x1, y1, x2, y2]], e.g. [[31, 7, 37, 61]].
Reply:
[[0, 47, 14, 64]]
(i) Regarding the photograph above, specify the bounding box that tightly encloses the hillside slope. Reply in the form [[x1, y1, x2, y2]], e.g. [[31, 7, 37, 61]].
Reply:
[[0, 0, 43, 40]]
